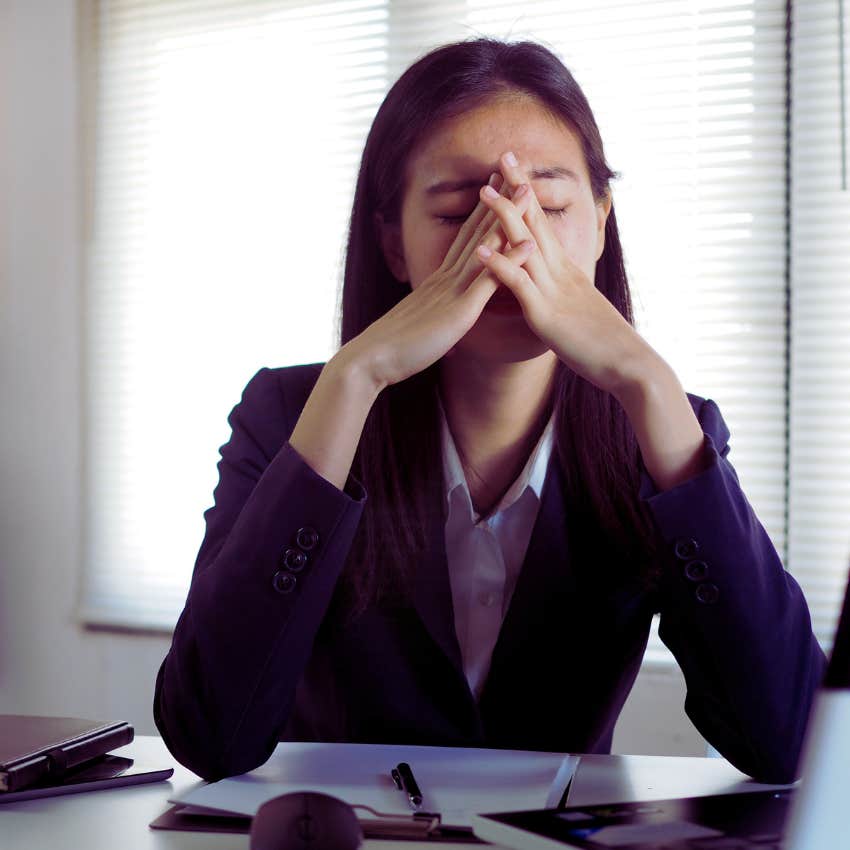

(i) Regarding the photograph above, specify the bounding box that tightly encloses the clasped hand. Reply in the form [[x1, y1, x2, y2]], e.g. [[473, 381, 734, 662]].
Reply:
[[475, 151, 648, 397], [346, 151, 650, 397]]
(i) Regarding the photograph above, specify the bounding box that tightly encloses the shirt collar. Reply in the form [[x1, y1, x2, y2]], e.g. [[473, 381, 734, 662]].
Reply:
[[438, 396, 555, 522]]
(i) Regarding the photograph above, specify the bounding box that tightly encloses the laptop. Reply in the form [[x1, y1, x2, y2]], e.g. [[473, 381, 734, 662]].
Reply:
[[472, 567, 850, 850]]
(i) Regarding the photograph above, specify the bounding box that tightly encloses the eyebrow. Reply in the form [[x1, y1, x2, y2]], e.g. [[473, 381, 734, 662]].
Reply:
[[425, 166, 579, 195]]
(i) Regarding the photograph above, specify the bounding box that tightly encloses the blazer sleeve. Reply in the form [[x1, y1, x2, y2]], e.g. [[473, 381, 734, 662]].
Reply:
[[153, 367, 366, 781], [644, 397, 827, 783]]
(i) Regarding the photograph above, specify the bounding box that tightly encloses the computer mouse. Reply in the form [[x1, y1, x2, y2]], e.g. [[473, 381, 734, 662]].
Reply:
[[250, 790, 363, 850]]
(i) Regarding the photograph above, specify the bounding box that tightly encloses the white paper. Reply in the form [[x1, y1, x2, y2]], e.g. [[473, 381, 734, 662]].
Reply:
[[170, 741, 579, 829]]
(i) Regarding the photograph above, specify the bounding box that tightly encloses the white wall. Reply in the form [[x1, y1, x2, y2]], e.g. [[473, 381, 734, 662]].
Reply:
[[0, 0, 171, 732], [0, 0, 703, 756]]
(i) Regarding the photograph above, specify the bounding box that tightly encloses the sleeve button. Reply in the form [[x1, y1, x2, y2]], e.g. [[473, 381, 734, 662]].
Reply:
[[684, 560, 709, 582], [674, 538, 700, 560], [295, 526, 319, 551], [282, 548, 308, 572], [695, 582, 720, 604], [272, 571, 297, 594]]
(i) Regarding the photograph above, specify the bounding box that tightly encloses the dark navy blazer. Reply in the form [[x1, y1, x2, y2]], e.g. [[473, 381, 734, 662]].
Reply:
[[154, 364, 826, 783]]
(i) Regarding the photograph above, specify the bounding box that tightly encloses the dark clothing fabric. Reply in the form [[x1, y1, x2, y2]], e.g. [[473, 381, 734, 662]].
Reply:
[[153, 364, 826, 783]]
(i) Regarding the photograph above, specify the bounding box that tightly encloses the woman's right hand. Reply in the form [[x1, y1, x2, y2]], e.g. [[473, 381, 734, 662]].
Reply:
[[289, 175, 534, 490], [339, 174, 537, 391]]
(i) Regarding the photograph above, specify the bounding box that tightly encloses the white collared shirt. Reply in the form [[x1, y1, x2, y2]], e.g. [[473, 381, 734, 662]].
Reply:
[[440, 403, 555, 701]]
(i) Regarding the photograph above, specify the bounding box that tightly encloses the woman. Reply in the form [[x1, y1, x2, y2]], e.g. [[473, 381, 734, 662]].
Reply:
[[154, 38, 825, 784]]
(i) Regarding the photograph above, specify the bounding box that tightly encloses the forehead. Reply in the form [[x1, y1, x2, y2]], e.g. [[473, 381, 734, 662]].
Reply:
[[408, 96, 588, 190]]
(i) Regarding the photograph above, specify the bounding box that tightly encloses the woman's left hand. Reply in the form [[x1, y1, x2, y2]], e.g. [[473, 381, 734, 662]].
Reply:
[[476, 152, 652, 398], [478, 152, 710, 491]]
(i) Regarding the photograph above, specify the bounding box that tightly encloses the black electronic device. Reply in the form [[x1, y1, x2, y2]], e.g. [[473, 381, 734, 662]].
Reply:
[[0, 715, 134, 792], [474, 787, 792, 849]]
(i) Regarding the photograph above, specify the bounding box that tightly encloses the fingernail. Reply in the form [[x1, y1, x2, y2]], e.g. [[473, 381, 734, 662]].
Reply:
[[488, 172, 501, 186], [504, 151, 518, 167], [483, 185, 499, 200], [477, 244, 493, 259]]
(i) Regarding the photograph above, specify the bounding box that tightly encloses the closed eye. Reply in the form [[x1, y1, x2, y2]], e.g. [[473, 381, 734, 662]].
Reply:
[[437, 208, 568, 225]]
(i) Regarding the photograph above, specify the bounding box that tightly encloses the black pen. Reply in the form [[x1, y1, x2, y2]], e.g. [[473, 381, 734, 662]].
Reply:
[[395, 761, 423, 810]]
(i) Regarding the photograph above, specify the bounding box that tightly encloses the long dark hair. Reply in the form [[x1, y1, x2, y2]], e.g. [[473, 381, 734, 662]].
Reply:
[[334, 38, 658, 620]]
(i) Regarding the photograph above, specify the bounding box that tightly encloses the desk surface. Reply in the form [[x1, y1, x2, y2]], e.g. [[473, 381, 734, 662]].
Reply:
[[2, 736, 784, 850]]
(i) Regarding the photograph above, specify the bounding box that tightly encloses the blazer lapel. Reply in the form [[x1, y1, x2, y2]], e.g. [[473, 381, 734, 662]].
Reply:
[[407, 448, 574, 687], [480, 456, 575, 701], [410, 469, 465, 676]]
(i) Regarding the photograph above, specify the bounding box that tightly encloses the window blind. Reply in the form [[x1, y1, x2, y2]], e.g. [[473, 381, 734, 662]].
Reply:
[[80, 0, 391, 628], [81, 0, 792, 659], [788, 0, 850, 652]]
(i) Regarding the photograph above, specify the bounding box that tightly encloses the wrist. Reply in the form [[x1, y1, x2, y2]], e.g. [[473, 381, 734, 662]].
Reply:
[[611, 349, 707, 492], [609, 341, 672, 411], [327, 342, 387, 401], [289, 344, 384, 492]]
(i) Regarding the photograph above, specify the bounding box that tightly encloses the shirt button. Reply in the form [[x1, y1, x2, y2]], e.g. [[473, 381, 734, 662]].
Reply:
[[282, 548, 308, 572], [295, 526, 319, 551], [272, 571, 297, 594], [479, 592, 497, 608], [695, 582, 720, 605]]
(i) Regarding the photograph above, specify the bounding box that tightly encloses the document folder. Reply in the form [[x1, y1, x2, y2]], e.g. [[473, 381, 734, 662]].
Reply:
[[154, 740, 579, 842]]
